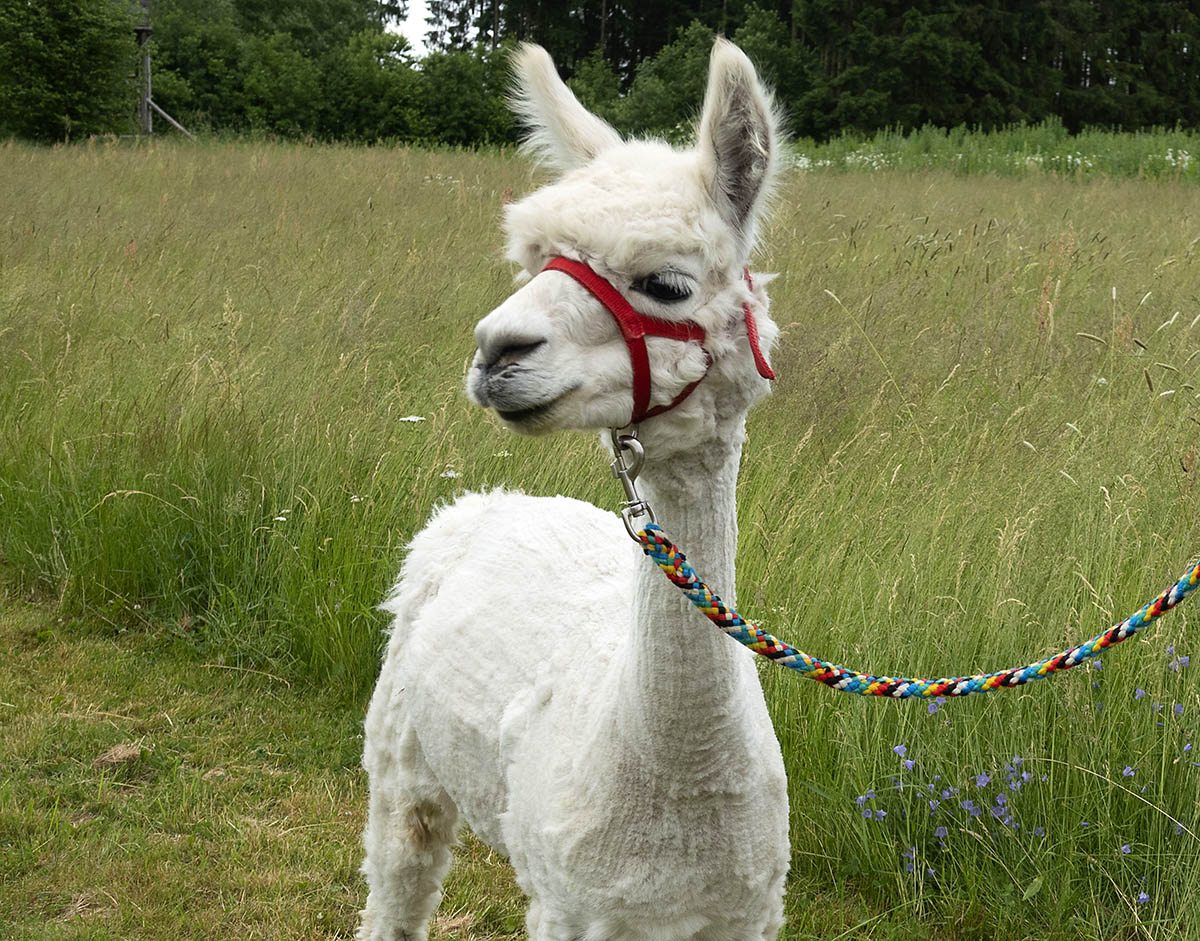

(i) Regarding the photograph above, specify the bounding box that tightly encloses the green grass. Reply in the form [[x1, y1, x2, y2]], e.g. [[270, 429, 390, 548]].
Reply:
[[795, 119, 1200, 180], [2, 137, 1200, 938], [0, 589, 527, 939]]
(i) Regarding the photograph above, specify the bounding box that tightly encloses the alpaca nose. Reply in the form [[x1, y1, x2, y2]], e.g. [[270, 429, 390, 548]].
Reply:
[[473, 274, 556, 369], [480, 337, 546, 372], [473, 306, 549, 370]]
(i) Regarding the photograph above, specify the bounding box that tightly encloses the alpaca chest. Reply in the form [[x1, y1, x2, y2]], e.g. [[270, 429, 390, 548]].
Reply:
[[501, 706, 789, 928]]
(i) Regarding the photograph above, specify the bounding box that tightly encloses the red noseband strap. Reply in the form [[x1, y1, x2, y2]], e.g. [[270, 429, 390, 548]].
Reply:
[[542, 256, 773, 426]]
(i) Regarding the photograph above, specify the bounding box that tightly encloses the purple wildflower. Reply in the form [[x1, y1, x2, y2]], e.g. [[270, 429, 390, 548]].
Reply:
[[934, 825, 948, 839], [904, 759, 915, 772], [894, 744, 907, 758], [1175, 704, 1185, 716], [1135, 687, 1146, 700], [1137, 892, 1150, 905], [975, 772, 990, 788], [1123, 766, 1136, 777], [1120, 844, 1131, 855], [1033, 826, 1046, 838]]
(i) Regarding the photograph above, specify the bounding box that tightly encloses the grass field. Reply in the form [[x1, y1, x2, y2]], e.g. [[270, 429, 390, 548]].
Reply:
[[794, 120, 1199, 181], [2, 137, 1200, 938], [0, 590, 526, 939]]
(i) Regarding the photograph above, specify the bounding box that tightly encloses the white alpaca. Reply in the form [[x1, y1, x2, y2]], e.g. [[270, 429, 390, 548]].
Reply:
[[358, 39, 789, 941]]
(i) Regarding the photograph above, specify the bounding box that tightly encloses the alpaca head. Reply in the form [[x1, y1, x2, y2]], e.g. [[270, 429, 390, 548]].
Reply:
[[468, 39, 781, 458]]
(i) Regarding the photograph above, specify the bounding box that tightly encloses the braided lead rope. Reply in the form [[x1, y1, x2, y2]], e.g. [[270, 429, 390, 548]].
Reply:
[[636, 522, 1200, 698]]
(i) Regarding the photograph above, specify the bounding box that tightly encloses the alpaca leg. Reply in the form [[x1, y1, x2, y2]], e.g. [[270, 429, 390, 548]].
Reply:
[[357, 716, 458, 941], [524, 899, 591, 941]]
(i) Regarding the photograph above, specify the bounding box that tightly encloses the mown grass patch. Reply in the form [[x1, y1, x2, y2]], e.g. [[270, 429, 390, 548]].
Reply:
[[0, 591, 529, 939]]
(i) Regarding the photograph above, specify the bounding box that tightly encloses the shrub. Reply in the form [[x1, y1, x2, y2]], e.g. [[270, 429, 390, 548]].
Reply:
[[0, 0, 138, 141]]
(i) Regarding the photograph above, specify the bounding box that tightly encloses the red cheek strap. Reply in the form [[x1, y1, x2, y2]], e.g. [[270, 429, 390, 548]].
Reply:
[[542, 256, 771, 426], [742, 269, 775, 381]]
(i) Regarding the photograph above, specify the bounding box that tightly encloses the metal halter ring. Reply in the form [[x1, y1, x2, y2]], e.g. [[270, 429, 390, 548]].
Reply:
[[609, 429, 656, 541]]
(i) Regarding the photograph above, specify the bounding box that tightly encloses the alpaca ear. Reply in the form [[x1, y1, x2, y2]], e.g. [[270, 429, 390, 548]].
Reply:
[[509, 43, 622, 173], [696, 39, 780, 250]]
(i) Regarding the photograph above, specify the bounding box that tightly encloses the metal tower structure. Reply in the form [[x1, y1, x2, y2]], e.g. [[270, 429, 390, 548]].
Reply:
[[134, 0, 192, 137]]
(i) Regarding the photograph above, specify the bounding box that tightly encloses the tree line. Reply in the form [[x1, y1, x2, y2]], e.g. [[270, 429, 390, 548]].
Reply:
[[3, 0, 1200, 144]]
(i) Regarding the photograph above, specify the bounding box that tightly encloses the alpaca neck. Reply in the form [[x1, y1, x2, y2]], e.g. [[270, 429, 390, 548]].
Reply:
[[612, 423, 758, 775]]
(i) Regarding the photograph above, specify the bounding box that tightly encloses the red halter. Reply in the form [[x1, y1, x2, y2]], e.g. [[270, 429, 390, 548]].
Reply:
[[542, 256, 773, 426]]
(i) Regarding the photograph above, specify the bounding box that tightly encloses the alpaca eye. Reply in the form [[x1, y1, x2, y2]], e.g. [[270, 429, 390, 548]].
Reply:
[[633, 272, 692, 303]]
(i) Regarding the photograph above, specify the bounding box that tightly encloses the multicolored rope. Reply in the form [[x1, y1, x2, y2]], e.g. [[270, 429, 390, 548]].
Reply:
[[636, 522, 1200, 699]]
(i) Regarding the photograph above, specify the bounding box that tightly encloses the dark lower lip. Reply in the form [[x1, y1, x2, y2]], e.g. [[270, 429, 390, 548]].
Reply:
[[495, 399, 556, 423], [493, 384, 579, 424]]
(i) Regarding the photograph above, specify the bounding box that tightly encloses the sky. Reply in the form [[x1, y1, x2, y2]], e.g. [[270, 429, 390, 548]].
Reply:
[[392, 0, 429, 57]]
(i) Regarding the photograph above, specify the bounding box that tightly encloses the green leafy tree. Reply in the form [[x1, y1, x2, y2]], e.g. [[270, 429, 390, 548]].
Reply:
[[0, 0, 138, 141], [151, 0, 252, 131], [567, 48, 620, 117], [616, 20, 715, 140], [318, 30, 422, 139], [151, 0, 408, 135], [234, 0, 403, 56], [732, 3, 812, 127], [242, 32, 322, 135], [416, 44, 513, 145]]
